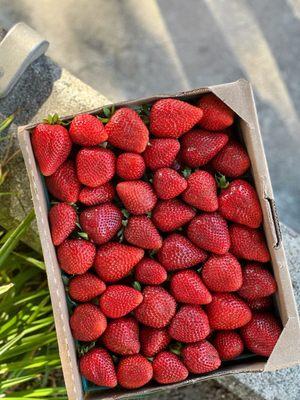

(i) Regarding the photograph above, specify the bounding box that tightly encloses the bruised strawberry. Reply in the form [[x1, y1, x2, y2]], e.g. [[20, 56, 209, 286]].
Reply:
[[153, 351, 188, 384], [212, 331, 244, 361], [117, 354, 153, 389], [150, 98, 203, 138], [135, 258, 167, 285], [70, 303, 107, 341], [106, 108, 149, 153], [49, 203, 76, 246], [80, 348, 117, 387], [158, 233, 207, 270], [140, 327, 171, 357], [102, 317, 140, 355], [94, 243, 144, 282], [246, 296, 273, 311], [46, 160, 80, 202], [143, 138, 180, 171], [79, 182, 115, 206], [124, 216, 162, 250], [211, 140, 250, 177], [116, 181, 157, 215], [69, 273, 106, 302], [116, 153, 146, 180], [153, 168, 187, 200], [99, 285, 143, 318], [69, 114, 107, 146], [182, 341, 221, 373], [57, 239, 96, 275], [170, 270, 212, 305], [238, 263, 277, 300], [229, 224, 270, 262], [79, 203, 122, 244], [197, 93, 234, 130], [76, 148, 115, 188], [152, 199, 195, 232]]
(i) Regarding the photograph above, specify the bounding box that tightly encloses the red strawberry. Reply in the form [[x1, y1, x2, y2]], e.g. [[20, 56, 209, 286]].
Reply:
[[79, 203, 122, 244], [169, 305, 210, 342], [76, 148, 115, 188], [99, 285, 143, 318], [153, 168, 187, 199], [49, 203, 76, 246], [187, 213, 230, 255], [57, 239, 96, 275], [229, 224, 270, 262], [182, 341, 221, 373], [153, 351, 188, 384], [94, 243, 144, 282], [32, 122, 71, 176], [106, 108, 149, 153], [116, 181, 157, 215], [79, 182, 115, 206], [69, 114, 107, 146], [143, 138, 180, 171], [211, 140, 250, 177], [246, 296, 273, 311], [69, 273, 106, 302], [197, 93, 234, 130], [240, 312, 282, 356], [135, 258, 167, 285], [212, 331, 244, 360], [206, 293, 252, 330], [140, 327, 171, 357], [152, 199, 195, 232], [70, 303, 107, 341], [117, 354, 153, 389], [219, 180, 262, 228], [124, 216, 162, 250], [201, 253, 243, 292], [46, 160, 80, 202], [116, 153, 146, 180], [181, 129, 228, 167], [150, 98, 203, 138], [102, 317, 140, 355], [158, 233, 207, 270], [79, 348, 117, 387], [134, 286, 176, 328], [182, 170, 218, 211], [238, 263, 277, 300], [170, 270, 212, 304]]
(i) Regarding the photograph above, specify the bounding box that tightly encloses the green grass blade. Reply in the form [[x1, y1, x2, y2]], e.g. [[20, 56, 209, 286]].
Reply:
[[0, 374, 38, 389], [0, 283, 14, 295], [12, 252, 45, 270], [0, 354, 61, 374], [4, 387, 67, 397], [0, 112, 15, 132]]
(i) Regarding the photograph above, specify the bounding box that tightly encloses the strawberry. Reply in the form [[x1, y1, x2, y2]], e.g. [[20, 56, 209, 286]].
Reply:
[[169, 305, 210, 342], [211, 140, 250, 177], [46, 160, 80, 202], [187, 213, 230, 255], [70, 303, 107, 341], [218, 180, 262, 228], [94, 242, 144, 282], [201, 253, 243, 292], [150, 98, 203, 138], [246, 296, 273, 311], [143, 138, 180, 171], [117, 354, 153, 389], [135, 258, 167, 285], [212, 331, 244, 360], [31, 122, 71, 176], [116, 181, 157, 215], [182, 340, 221, 373], [99, 285, 143, 318], [134, 286, 176, 328], [124, 216, 162, 250], [140, 327, 171, 357], [79, 182, 115, 206], [180, 129, 228, 168], [49, 203, 76, 246], [206, 293, 252, 330], [79, 203, 122, 244], [170, 270, 212, 305], [116, 153, 146, 180], [152, 199, 195, 232], [153, 351, 188, 384], [197, 93, 234, 130], [182, 170, 218, 211], [240, 312, 282, 356], [69, 273, 106, 302], [158, 233, 207, 270], [79, 348, 117, 387], [76, 148, 115, 188], [102, 317, 140, 355], [69, 113, 107, 146], [229, 224, 270, 262], [106, 108, 149, 153], [57, 239, 96, 275], [153, 168, 187, 200], [238, 263, 277, 300]]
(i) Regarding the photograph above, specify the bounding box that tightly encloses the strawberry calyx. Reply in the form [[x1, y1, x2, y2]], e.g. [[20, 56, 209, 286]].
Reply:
[[77, 231, 89, 240], [182, 168, 192, 178], [78, 341, 96, 356], [98, 105, 115, 123], [169, 341, 183, 356], [215, 172, 229, 189], [132, 281, 142, 291], [43, 113, 64, 125]]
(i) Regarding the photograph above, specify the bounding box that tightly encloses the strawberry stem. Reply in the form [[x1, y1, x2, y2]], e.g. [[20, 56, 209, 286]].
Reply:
[[215, 172, 229, 189], [43, 113, 62, 125]]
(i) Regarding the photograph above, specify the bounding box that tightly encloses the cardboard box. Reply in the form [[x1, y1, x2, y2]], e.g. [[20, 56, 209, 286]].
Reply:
[[18, 79, 300, 400]]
